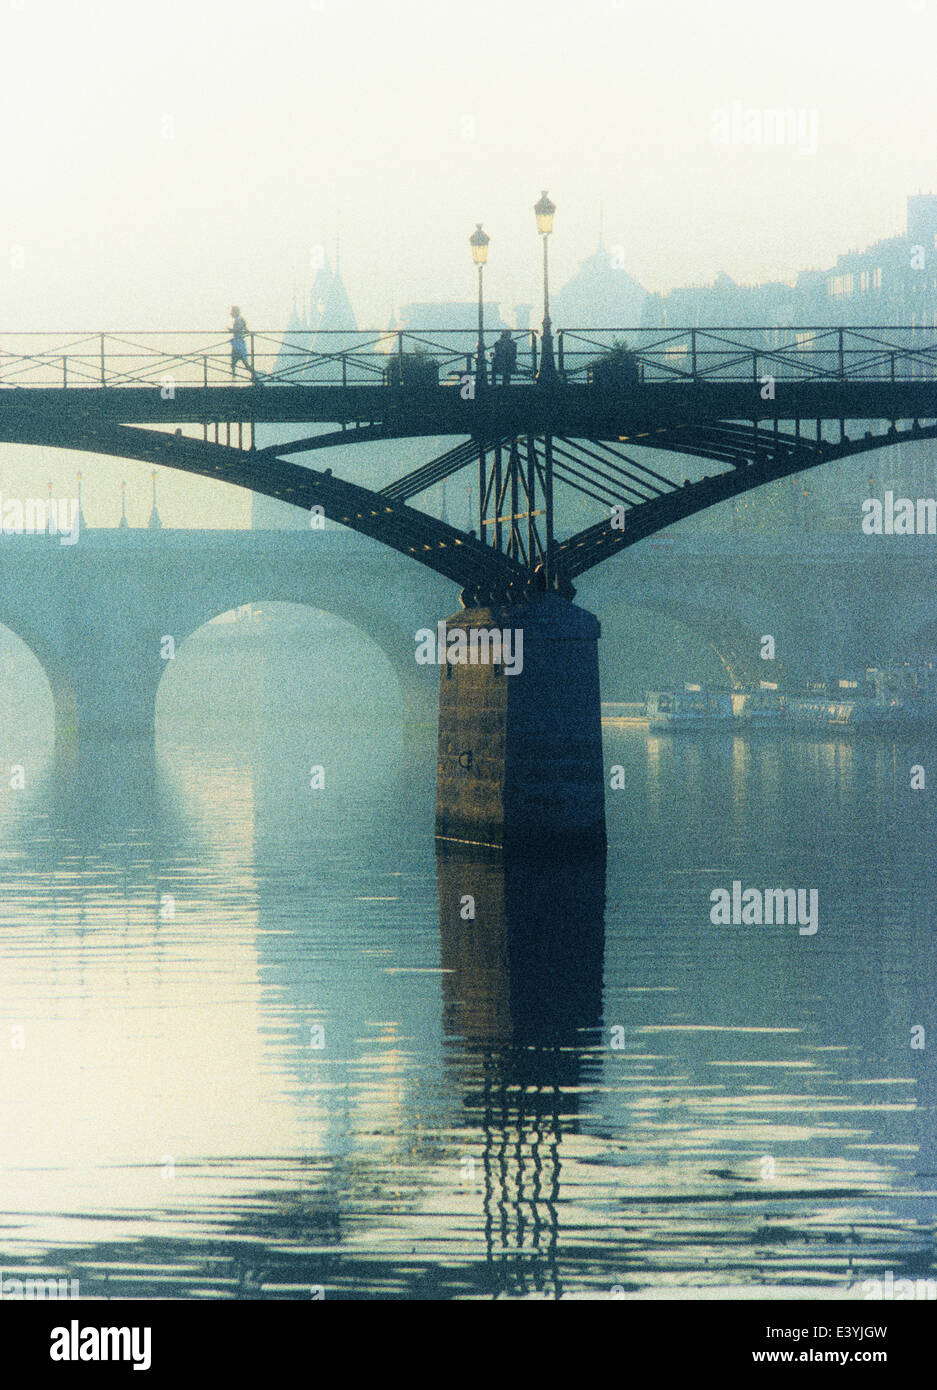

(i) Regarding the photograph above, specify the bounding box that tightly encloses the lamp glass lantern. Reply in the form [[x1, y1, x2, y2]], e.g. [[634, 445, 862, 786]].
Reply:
[[534, 190, 556, 237], [469, 223, 490, 265]]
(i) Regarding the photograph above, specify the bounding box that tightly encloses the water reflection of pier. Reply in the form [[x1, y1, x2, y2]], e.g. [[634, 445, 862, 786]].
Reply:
[[436, 847, 606, 1297]]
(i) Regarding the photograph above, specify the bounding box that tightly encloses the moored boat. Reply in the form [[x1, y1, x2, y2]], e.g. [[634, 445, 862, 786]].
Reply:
[[731, 686, 785, 727], [785, 662, 937, 731], [646, 685, 734, 732]]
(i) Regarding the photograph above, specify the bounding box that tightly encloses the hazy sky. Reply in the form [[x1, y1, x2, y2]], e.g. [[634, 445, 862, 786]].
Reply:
[[1, 0, 934, 523]]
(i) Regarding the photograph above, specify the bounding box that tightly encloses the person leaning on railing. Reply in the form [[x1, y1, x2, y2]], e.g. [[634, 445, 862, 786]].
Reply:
[[490, 330, 517, 386]]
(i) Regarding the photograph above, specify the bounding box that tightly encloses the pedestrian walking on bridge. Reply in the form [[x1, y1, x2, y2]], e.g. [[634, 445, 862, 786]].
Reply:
[[229, 306, 257, 382]]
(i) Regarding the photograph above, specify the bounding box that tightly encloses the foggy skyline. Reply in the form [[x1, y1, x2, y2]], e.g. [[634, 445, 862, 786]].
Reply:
[[2, 0, 936, 525], [2, 0, 936, 330]]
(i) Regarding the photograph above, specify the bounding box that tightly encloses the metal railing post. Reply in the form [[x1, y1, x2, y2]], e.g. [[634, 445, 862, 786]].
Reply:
[[530, 329, 538, 379], [100, 334, 106, 386], [691, 328, 697, 381], [557, 329, 564, 381], [838, 327, 845, 380], [63, 356, 68, 387]]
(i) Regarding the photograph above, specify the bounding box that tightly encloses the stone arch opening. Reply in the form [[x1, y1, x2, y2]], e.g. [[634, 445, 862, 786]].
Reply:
[[154, 599, 430, 768], [594, 599, 768, 699], [0, 616, 70, 747]]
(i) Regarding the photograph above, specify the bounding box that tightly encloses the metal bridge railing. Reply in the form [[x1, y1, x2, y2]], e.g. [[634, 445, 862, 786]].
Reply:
[[0, 328, 544, 390], [1, 326, 937, 389], [555, 326, 937, 385]]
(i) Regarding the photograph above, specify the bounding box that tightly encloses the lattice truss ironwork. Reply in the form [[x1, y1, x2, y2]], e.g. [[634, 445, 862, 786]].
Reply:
[[4, 321, 937, 601], [9, 412, 936, 604], [373, 413, 937, 601]]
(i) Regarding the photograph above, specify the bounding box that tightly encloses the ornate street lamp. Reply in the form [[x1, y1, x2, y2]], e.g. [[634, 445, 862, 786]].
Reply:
[[534, 190, 557, 383], [469, 222, 490, 391]]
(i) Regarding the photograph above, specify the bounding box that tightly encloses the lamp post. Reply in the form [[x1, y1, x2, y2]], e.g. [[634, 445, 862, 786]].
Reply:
[[148, 469, 163, 530], [534, 190, 557, 383], [469, 222, 490, 391]]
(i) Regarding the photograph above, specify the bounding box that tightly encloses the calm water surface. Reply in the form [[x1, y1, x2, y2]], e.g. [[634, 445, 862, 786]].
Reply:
[[1, 713, 935, 1300]]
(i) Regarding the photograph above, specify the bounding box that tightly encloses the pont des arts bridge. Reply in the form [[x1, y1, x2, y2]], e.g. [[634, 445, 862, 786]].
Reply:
[[0, 322, 935, 849]]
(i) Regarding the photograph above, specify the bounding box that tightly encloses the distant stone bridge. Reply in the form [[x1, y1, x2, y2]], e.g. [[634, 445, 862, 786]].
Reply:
[[0, 527, 931, 752]]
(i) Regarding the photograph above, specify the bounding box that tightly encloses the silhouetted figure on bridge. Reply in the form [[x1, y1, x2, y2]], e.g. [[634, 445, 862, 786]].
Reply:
[[229, 306, 257, 382], [491, 330, 517, 386]]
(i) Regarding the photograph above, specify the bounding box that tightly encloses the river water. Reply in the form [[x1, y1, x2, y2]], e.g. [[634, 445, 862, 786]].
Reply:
[[0, 653, 935, 1300]]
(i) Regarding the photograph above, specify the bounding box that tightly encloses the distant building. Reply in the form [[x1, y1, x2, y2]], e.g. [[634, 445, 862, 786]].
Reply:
[[390, 301, 512, 333], [642, 195, 937, 329], [641, 271, 797, 329], [817, 194, 937, 327], [550, 237, 646, 329], [635, 196, 937, 530]]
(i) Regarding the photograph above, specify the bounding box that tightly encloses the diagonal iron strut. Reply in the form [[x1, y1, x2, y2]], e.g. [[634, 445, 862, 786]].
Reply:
[[381, 436, 509, 502]]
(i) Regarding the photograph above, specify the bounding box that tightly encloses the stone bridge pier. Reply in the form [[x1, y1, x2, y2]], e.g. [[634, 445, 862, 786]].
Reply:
[[435, 595, 606, 850]]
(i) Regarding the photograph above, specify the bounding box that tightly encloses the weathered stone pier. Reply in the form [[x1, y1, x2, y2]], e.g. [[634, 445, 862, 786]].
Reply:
[[435, 595, 606, 850]]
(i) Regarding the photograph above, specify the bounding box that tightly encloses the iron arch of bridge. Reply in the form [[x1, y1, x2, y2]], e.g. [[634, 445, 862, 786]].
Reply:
[[552, 419, 937, 580], [1, 410, 935, 597], [0, 419, 529, 597]]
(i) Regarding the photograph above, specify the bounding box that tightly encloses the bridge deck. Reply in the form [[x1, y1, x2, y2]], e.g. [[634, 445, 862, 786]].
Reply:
[[1, 380, 936, 433]]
